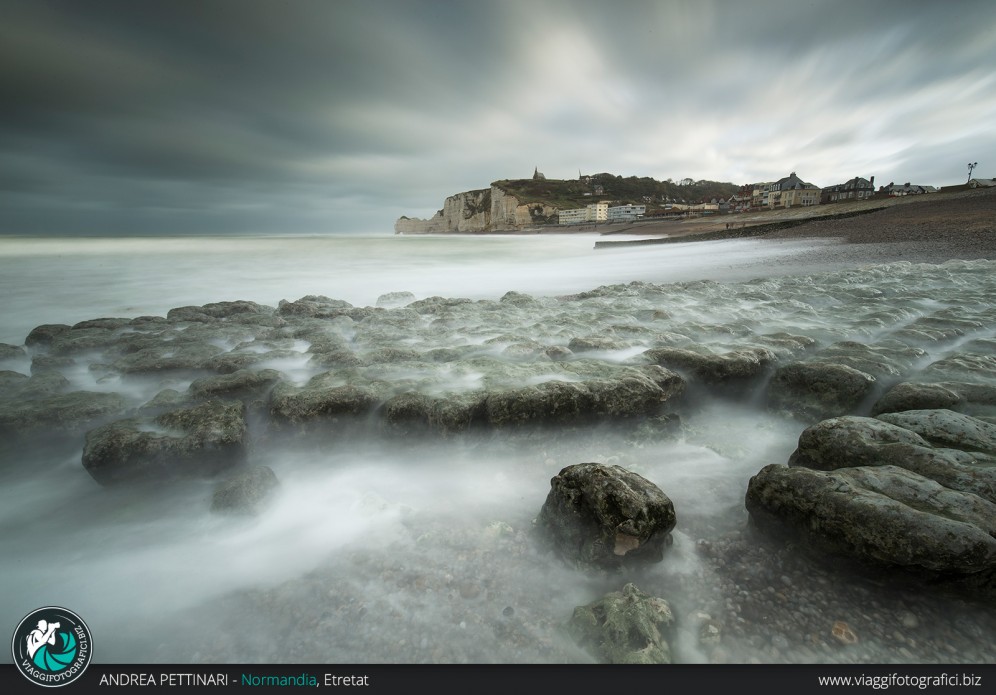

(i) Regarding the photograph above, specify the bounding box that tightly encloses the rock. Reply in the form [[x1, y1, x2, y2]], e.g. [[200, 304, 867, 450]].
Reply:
[[82, 400, 248, 485], [767, 361, 877, 420], [643, 346, 776, 385], [921, 354, 996, 381], [72, 318, 132, 330], [0, 391, 127, 437], [269, 377, 383, 429], [544, 346, 573, 361], [486, 381, 594, 428], [24, 323, 71, 348], [811, 341, 925, 379], [2, 370, 70, 399], [166, 301, 271, 323], [277, 296, 353, 318], [111, 342, 226, 374], [875, 409, 996, 454], [375, 291, 416, 308], [568, 583, 675, 664], [188, 368, 284, 402], [745, 463, 996, 589], [831, 621, 859, 646], [499, 291, 539, 307], [871, 382, 962, 415], [787, 416, 996, 504], [211, 466, 280, 515], [568, 337, 627, 353], [139, 388, 188, 413], [30, 354, 75, 375], [485, 370, 683, 428], [0, 370, 29, 390], [535, 463, 676, 571], [0, 343, 26, 360]]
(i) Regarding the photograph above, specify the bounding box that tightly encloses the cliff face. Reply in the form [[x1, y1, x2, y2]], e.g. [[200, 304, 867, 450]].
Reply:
[[395, 185, 557, 234]]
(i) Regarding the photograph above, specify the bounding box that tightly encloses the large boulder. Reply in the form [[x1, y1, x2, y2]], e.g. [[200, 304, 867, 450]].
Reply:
[[568, 583, 675, 664], [535, 463, 675, 571], [745, 463, 996, 589], [82, 400, 248, 485], [787, 415, 996, 503], [747, 409, 996, 596], [24, 324, 71, 348]]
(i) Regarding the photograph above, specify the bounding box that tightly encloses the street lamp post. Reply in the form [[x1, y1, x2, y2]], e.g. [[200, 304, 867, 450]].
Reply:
[[967, 162, 978, 183]]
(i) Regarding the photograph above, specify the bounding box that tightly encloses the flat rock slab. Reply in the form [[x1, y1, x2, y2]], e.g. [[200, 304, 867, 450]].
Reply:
[[82, 399, 248, 485]]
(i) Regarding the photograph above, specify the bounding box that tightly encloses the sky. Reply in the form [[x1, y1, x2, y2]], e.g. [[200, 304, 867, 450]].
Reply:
[[2, 0, 995, 236]]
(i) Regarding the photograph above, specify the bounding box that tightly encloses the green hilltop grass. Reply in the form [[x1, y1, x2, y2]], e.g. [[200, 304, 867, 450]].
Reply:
[[492, 173, 739, 213]]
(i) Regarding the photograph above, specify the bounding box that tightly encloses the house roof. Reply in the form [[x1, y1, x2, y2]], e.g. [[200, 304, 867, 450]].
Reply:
[[775, 172, 817, 190]]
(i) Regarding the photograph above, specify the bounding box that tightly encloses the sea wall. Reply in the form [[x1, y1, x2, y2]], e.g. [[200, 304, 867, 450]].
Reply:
[[395, 185, 557, 234]]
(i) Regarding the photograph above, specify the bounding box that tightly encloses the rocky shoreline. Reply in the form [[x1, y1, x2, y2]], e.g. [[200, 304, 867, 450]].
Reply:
[[2, 245, 995, 663]]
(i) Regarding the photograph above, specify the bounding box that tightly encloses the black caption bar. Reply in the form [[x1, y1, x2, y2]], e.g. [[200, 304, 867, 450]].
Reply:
[[1, 664, 992, 694]]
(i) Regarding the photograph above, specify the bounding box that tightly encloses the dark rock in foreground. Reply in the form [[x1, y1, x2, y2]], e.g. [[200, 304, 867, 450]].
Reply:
[[536, 463, 675, 571], [568, 583, 675, 664], [746, 409, 996, 596], [211, 465, 280, 515], [82, 399, 248, 485]]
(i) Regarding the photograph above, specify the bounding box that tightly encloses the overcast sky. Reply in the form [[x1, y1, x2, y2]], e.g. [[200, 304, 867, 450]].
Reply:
[[2, 0, 995, 235]]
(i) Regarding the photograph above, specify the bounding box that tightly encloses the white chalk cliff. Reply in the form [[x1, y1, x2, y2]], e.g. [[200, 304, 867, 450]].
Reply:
[[395, 185, 558, 234]]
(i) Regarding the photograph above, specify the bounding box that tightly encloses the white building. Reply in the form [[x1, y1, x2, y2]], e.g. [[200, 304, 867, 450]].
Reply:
[[607, 204, 646, 222], [558, 208, 587, 225], [559, 201, 608, 225]]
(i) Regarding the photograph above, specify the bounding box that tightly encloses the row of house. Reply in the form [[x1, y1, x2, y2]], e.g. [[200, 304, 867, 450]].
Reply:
[[558, 170, 943, 223], [730, 173, 938, 212]]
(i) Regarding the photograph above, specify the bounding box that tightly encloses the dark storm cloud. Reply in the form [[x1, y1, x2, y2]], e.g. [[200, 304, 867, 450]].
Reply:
[[1, 0, 995, 234]]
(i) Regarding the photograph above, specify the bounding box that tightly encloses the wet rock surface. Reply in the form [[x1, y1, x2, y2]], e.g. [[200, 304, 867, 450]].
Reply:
[[82, 400, 249, 484], [536, 463, 676, 571], [568, 583, 675, 663], [747, 410, 996, 596]]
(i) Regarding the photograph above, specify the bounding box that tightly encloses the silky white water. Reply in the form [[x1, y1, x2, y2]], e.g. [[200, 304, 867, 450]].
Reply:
[[1, 234, 994, 665]]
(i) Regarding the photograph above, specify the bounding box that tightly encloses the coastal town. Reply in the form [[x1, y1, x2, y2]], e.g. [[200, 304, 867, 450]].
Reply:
[[555, 170, 983, 225], [396, 166, 995, 235]]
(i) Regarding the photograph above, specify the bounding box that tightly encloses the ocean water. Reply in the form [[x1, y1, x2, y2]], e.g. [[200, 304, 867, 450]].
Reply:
[[0, 234, 832, 346], [1, 233, 994, 665]]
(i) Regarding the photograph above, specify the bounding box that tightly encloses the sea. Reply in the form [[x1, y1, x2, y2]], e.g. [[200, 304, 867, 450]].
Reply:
[[1, 233, 993, 666]]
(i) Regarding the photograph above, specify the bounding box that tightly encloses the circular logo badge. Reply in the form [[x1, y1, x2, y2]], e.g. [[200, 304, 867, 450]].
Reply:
[[11, 607, 92, 688]]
